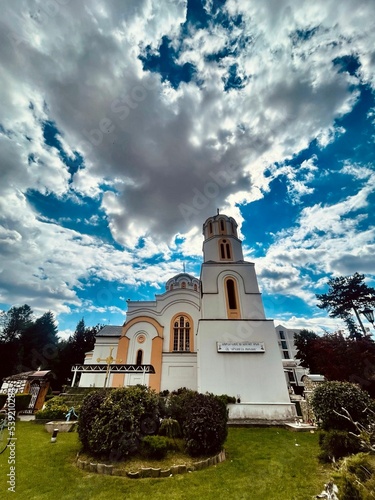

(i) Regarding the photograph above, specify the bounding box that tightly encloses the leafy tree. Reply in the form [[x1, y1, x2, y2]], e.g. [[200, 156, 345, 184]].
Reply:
[[295, 330, 375, 396], [70, 318, 99, 362], [294, 329, 319, 372], [0, 304, 34, 380], [54, 319, 101, 390], [316, 273, 375, 339], [0, 304, 33, 342], [19, 311, 59, 372]]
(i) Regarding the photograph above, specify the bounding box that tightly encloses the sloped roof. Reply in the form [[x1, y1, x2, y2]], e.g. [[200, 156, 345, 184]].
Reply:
[[96, 325, 123, 337], [3, 370, 51, 381]]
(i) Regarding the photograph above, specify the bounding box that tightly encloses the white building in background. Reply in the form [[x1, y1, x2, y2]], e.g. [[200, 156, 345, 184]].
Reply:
[[275, 324, 308, 394], [76, 213, 296, 421]]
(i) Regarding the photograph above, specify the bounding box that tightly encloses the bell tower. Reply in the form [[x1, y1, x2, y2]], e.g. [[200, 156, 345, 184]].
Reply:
[[197, 213, 295, 421], [202, 213, 243, 263], [200, 213, 266, 320]]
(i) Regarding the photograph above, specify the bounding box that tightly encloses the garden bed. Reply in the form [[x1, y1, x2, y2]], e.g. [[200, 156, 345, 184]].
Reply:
[[76, 448, 226, 478]]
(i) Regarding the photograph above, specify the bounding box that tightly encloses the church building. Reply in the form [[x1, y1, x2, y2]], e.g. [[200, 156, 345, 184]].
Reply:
[[75, 213, 296, 420]]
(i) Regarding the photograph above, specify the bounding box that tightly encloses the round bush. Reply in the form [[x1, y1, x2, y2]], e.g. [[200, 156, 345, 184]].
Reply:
[[141, 435, 169, 460], [78, 385, 161, 460], [164, 388, 197, 427], [77, 389, 108, 450], [310, 381, 373, 431], [183, 393, 228, 457], [35, 395, 70, 420]]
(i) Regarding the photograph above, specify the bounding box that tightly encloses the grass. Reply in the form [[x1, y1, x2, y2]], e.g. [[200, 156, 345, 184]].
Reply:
[[0, 422, 331, 499]]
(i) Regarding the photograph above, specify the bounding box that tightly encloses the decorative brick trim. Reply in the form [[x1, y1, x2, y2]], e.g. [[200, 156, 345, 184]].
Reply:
[[76, 449, 226, 478]]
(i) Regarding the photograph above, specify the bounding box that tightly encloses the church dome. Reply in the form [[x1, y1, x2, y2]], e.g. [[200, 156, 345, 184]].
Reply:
[[166, 273, 200, 293]]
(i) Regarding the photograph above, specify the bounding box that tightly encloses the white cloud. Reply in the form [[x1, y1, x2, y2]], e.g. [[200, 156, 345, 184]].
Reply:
[[1, 0, 375, 325], [257, 167, 375, 299], [273, 315, 348, 334]]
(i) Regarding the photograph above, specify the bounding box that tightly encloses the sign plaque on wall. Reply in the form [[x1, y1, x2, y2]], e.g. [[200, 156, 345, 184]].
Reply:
[[217, 342, 265, 353]]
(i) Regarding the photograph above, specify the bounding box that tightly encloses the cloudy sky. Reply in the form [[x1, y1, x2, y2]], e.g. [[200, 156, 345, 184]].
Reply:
[[1, 0, 374, 338]]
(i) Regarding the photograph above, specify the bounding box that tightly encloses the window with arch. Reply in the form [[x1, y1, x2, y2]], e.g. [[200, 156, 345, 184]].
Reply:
[[219, 239, 232, 260], [172, 315, 191, 351], [225, 277, 241, 319], [219, 218, 226, 233], [208, 221, 213, 235], [181, 281, 186, 288], [136, 349, 143, 365]]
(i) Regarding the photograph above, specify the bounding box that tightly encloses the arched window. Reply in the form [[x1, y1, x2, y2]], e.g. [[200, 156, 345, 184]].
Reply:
[[219, 218, 225, 233], [208, 221, 213, 235], [225, 277, 241, 319], [136, 349, 143, 365], [219, 239, 232, 260], [181, 282, 186, 288], [194, 283, 197, 291], [170, 283, 174, 290], [173, 315, 191, 351]]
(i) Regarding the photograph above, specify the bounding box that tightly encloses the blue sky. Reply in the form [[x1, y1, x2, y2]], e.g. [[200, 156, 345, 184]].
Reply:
[[0, 0, 374, 338]]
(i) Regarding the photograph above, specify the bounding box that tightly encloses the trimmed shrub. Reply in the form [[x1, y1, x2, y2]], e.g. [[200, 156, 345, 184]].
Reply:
[[183, 392, 228, 457], [164, 388, 197, 427], [159, 418, 181, 438], [78, 385, 161, 460], [318, 430, 361, 462], [141, 435, 169, 460], [215, 394, 236, 405], [35, 396, 71, 420], [310, 381, 373, 431], [77, 389, 108, 451]]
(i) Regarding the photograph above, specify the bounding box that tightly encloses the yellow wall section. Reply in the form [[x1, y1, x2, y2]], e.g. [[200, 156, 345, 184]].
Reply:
[[112, 335, 129, 387], [149, 336, 163, 392], [112, 316, 164, 388]]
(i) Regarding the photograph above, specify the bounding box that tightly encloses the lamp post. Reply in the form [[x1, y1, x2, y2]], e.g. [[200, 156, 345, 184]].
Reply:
[[362, 308, 375, 329]]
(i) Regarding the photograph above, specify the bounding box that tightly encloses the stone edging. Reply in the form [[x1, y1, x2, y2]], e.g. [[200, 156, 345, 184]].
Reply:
[[76, 449, 226, 478]]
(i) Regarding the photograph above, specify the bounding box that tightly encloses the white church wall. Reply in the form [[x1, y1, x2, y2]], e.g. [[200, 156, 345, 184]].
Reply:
[[200, 266, 266, 320], [160, 353, 197, 392], [197, 319, 295, 419]]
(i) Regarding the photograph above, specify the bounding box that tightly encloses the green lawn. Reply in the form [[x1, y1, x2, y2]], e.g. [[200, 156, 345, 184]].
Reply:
[[0, 422, 330, 499]]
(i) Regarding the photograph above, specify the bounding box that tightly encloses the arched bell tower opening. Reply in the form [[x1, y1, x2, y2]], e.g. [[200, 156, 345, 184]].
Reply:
[[225, 276, 241, 319]]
